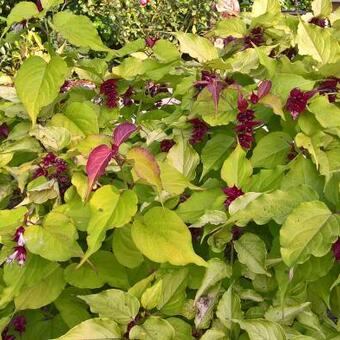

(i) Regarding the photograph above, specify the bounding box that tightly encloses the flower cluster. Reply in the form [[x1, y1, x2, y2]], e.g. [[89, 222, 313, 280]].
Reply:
[[122, 86, 134, 106], [2, 315, 26, 340], [243, 27, 264, 49], [309, 17, 328, 28], [332, 238, 340, 261], [236, 95, 259, 149], [160, 139, 176, 152], [0, 123, 9, 140], [223, 185, 244, 207], [33, 153, 71, 195], [285, 88, 315, 120], [188, 118, 209, 145], [318, 77, 339, 103], [7, 226, 26, 266], [100, 79, 119, 108]]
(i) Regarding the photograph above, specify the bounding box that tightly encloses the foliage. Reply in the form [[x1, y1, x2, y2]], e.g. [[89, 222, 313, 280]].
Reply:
[[0, 0, 340, 339]]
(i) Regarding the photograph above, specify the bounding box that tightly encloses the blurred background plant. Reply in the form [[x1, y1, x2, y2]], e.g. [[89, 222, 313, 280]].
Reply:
[[0, 0, 313, 75]]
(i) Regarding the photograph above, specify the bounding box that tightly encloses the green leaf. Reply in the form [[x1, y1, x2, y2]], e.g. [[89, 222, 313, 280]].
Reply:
[[195, 258, 231, 302], [53, 11, 110, 52], [0, 206, 27, 236], [30, 125, 71, 151], [64, 102, 99, 135], [177, 187, 225, 223], [71, 172, 88, 202], [228, 185, 318, 226], [176, 33, 218, 62], [201, 134, 234, 180], [280, 156, 323, 195], [264, 302, 311, 325], [54, 287, 91, 328], [221, 144, 252, 187], [251, 132, 291, 168], [280, 201, 340, 267], [167, 136, 200, 181], [156, 267, 189, 314], [112, 225, 144, 269], [107, 189, 138, 228], [7, 1, 39, 26], [81, 186, 120, 265], [159, 161, 199, 195], [0, 255, 56, 308], [79, 289, 140, 324], [216, 285, 243, 329], [64, 250, 128, 289], [141, 280, 163, 310], [234, 233, 269, 276], [214, 18, 247, 38], [111, 57, 144, 80], [235, 319, 285, 340], [127, 147, 162, 192], [229, 48, 259, 74], [25, 211, 82, 261], [54, 318, 121, 340], [295, 133, 320, 168], [296, 20, 340, 64], [247, 167, 285, 192], [271, 73, 315, 101], [252, 0, 281, 17], [308, 96, 340, 128], [15, 265, 65, 310], [153, 40, 180, 62], [129, 317, 175, 340], [166, 318, 192, 340], [15, 56, 68, 126], [312, 0, 332, 17], [131, 207, 207, 267]]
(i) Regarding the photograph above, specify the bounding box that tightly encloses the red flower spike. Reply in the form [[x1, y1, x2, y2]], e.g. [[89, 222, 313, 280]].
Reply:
[[285, 88, 316, 120], [12, 315, 26, 335], [160, 139, 176, 152], [0, 123, 9, 140], [332, 238, 340, 261], [188, 118, 209, 145], [237, 93, 249, 113], [309, 17, 328, 28], [223, 185, 244, 207], [250, 92, 259, 104]]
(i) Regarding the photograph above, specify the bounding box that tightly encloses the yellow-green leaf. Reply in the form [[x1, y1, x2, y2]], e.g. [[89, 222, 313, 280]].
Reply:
[[15, 56, 68, 126]]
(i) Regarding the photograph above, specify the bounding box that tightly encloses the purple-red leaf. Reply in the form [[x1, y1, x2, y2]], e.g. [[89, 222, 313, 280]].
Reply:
[[113, 122, 137, 146], [206, 79, 225, 112], [86, 144, 113, 198], [257, 80, 272, 99]]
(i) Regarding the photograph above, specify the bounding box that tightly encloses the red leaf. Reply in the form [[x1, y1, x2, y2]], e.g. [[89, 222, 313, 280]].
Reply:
[[113, 122, 137, 146], [257, 80, 272, 99], [86, 144, 113, 198], [206, 79, 225, 112]]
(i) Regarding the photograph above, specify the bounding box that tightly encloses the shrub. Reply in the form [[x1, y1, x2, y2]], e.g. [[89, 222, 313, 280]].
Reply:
[[0, 0, 339, 339]]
